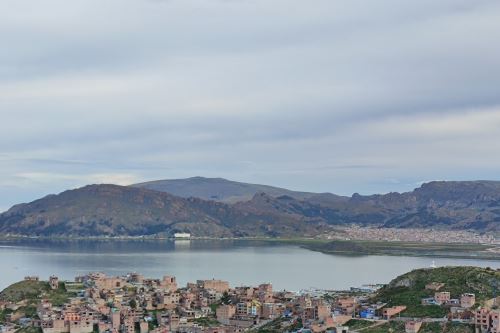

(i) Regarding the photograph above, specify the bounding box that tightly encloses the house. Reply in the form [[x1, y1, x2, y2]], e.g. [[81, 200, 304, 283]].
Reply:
[[475, 308, 500, 333], [434, 292, 451, 305], [360, 308, 375, 319], [382, 306, 406, 319], [460, 293, 475, 308], [216, 305, 236, 325], [197, 280, 230, 293], [335, 298, 356, 315]]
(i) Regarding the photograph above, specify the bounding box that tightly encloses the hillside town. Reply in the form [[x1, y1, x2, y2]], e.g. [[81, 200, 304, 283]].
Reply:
[[1, 270, 499, 333]]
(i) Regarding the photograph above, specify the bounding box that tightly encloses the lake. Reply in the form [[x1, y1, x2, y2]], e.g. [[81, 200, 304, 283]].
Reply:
[[0, 239, 498, 291]]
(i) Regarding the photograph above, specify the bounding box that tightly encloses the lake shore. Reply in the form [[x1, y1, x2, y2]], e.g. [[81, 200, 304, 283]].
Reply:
[[0, 235, 498, 260]]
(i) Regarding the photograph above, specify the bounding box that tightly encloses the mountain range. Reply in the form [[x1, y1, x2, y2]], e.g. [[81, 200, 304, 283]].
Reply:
[[0, 177, 499, 237]]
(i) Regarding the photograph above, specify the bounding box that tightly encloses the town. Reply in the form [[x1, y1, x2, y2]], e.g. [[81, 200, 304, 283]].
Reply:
[[328, 227, 498, 245], [1, 267, 499, 333]]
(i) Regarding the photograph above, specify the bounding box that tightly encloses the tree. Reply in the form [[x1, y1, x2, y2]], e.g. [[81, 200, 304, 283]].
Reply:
[[129, 299, 137, 309], [221, 291, 231, 305]]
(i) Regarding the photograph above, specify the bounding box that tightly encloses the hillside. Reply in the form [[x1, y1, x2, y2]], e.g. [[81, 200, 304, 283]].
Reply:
[[0, 184, 335, 237], [0, 185, 233, 237], [1, 180, 500, 237], [359, 181, 500, 231], [131, 176, 345, 203], [135, 178, 500, 232], [0, 280, 74, 306], [374, 266, 500, 317]]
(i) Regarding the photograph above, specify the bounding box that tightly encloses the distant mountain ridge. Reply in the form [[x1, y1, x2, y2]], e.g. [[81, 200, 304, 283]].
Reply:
[[131, 176, 345, 203], [0, 178, 499, 237]]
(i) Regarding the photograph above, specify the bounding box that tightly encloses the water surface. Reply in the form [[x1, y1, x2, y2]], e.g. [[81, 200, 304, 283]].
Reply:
[[0, 239, 498, 291]]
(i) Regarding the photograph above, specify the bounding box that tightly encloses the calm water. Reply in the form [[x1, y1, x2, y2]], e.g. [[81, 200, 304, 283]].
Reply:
[[0, 239, 498, 291]]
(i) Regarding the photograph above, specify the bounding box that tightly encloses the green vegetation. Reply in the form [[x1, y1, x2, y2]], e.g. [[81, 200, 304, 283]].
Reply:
[[0, 309, 11, 322], [0, 281, 50, 303], [346, 319, 377, 330], [359, 322, 474, 333], [248, 317, 287, 333], [191, 317, 220, 327], [374, 266, 499, 318], [64, 282, 84, 293], [209, 303, 220, 313], [14, 327, 43, 333], [0, 280, 77, 309], [361, 321, 405, 333], [220, 291, 231, 305], [302, 239, 497, 259], [249, 317, 304, 333]]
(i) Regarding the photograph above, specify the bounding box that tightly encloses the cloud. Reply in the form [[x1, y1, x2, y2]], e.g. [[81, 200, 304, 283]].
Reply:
[[1, 0, 500, 207], [8, 172, 141, 187]]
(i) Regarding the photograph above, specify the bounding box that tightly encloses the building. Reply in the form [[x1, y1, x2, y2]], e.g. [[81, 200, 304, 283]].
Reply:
[[197, 280, 230, 293], [24, 276, 39, 282], [140, 321, 149, 333], [174, 233, 191, 239], [360, 308, 375, 319], [434, 292, 451, 305], [382, 306, 406, 319], [161, 276, 178, 292], [315, 304, 331, 321], [94, 276, 127, 290], [460, 293, 475, 308], [476, 308, 500, 333], [335, 297, 356, 315], [405, 321, 422, 333], [49, 276, 59, 290], [216, 305, 236, 325], [261, 303, 281, 320], [128, 273, 144, 284]]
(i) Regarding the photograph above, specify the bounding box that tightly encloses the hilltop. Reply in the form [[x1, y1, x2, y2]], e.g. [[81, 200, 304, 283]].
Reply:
[[131, 176, 345, 204], [0, 280, 75, 307]]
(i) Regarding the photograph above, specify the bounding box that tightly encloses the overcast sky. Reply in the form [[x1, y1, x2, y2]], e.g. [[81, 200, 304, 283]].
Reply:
[[1, 0, 500, 211]]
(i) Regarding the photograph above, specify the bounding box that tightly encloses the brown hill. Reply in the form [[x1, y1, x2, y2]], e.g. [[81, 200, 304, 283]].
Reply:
[[0, 180, 499, 237]]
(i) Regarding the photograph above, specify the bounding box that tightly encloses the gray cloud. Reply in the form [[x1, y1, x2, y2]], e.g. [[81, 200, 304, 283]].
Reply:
[[1, 0, 500, 210]]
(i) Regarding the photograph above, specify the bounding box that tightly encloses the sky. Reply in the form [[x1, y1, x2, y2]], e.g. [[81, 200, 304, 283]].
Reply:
[[1, 0, 500, 211]]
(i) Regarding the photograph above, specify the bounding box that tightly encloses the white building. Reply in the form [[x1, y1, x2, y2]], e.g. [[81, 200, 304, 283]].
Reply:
[[174, 233, 191, 239]]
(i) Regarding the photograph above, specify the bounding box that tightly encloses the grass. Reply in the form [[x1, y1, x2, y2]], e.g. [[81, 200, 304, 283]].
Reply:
[[0, 280, 76, 308], [346, 319, 377, 330], [362, 321, 405, 333], [15, 327, 43, 333], [191, 317, 220, 327], [359, 322, 473, 333], [247, 317, 303, 333]]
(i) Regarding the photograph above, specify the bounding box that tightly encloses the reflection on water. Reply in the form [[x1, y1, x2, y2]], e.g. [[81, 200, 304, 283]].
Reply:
[[0, 239, 498, 291], [174, 240, 191, 250]]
